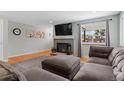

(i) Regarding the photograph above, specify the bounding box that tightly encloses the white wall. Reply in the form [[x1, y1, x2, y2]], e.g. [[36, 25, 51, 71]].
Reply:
[[120, 11, 124, 46], [0, 17, 8, 61], [72, 14, 120, 56], [8, 21, 53, 57]]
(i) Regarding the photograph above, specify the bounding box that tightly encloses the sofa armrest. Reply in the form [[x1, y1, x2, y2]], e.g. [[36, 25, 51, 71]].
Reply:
[[89, 46, 113, 58], [23, 67, 69, 81]]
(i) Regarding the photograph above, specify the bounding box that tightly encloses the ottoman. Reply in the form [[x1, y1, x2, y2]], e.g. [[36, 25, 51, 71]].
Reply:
[[42, 55, 80, 80]]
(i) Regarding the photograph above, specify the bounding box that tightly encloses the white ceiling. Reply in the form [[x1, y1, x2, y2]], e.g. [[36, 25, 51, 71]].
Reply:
[[0, 11, 120, 27]]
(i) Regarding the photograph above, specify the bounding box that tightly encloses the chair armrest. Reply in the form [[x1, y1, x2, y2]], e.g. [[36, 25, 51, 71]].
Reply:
[[89, 46, 113, 58]]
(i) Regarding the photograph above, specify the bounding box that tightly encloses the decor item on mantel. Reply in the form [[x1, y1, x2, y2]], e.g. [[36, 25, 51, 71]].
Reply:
[[51, 48, 57, 53], [26, 31, 45, 38], [50, 48, 57, 56]]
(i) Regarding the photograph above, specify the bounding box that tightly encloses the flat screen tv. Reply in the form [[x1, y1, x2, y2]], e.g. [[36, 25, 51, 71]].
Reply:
[[55, 23, 72, 36]]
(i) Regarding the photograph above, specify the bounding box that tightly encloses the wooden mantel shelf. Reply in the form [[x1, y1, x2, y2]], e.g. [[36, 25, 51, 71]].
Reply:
[[54, 36, 74, 40]]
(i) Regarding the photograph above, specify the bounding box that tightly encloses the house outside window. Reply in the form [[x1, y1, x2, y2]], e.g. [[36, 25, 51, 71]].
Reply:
[[81, 21, 106, 45]]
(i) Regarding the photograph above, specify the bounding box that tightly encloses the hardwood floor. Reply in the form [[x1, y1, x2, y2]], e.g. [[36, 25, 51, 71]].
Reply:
[[8, 50, 88, 64], [8, 50, 51, 64], [80, 56, 88, 63]]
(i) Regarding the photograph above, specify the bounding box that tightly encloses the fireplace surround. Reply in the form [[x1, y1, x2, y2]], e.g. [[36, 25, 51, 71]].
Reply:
[[56, 43, 72, 55], [54, 38, 74, 55]]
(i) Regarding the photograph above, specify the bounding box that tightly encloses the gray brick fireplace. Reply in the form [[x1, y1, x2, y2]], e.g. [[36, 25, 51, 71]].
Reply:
[[54, 39, 74, 54]]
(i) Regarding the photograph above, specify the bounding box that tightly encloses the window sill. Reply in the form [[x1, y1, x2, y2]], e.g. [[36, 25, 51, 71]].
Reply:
[[81, 42, 106, 45]]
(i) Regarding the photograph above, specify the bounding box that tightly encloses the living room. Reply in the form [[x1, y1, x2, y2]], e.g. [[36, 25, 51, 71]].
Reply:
[[0, 11, 124, 80], [1, 0, 124, 92]]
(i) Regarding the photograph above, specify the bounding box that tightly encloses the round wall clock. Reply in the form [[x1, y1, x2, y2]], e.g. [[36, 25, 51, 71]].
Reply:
[[13, 28, 21, 35]]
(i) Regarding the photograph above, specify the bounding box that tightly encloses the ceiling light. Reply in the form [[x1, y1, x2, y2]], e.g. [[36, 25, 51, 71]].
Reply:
[[91, 11, 97, 13], [49, 21, 53, 24]]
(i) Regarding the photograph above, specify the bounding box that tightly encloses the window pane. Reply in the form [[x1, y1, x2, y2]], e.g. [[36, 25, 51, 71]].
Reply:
[[81, 21, 106, 44]]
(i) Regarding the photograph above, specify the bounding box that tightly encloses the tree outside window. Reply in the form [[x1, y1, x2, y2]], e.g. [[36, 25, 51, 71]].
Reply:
[[81, 21, 106, 44]]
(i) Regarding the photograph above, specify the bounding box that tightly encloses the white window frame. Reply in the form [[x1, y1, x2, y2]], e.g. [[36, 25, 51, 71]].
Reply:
[[0, 19, 4, 60], [120, 14, 124, 46]]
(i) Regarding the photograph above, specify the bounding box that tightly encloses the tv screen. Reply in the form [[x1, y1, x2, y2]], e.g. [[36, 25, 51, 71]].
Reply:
[[55, 23, 72, 36]]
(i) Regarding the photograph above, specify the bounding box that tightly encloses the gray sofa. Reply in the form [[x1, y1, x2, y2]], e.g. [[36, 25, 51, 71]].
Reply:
[[22, 46, 124, 81], [73, 46, 124, 81], [25, 46, 124, 81]]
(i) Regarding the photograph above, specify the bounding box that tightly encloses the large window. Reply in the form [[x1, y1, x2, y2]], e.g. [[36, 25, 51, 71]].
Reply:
[[81, 21, 106, 44]]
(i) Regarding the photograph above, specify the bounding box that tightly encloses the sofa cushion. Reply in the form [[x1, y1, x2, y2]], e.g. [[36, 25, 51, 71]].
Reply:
[[108, 47, 124, 64], [112, 52, 124, 68], [0, 61, 26, 81], [114, 64, 124, 81], [73, 63, 116, 81], [0, 66, 18, 81], [109, 49, 124, 80], [113, 58, 124, 81], [89, 46, 113, 58], [24, 67, 68, 81], [87, 57, 111, 66], [116, 71, 124, 81], [117, 58, 124, 71], [42, 55, 80, 80]]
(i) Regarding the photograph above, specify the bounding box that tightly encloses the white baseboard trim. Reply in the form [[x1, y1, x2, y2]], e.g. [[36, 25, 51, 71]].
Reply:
[[8, 51, 37, 58], [3, 59, 8, 62], [0, 59, 8, 62]]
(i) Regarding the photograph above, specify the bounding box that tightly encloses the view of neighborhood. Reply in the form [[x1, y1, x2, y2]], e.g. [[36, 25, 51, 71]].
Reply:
[[82, 29, 106, 43], [81, 21, 106, 44]]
